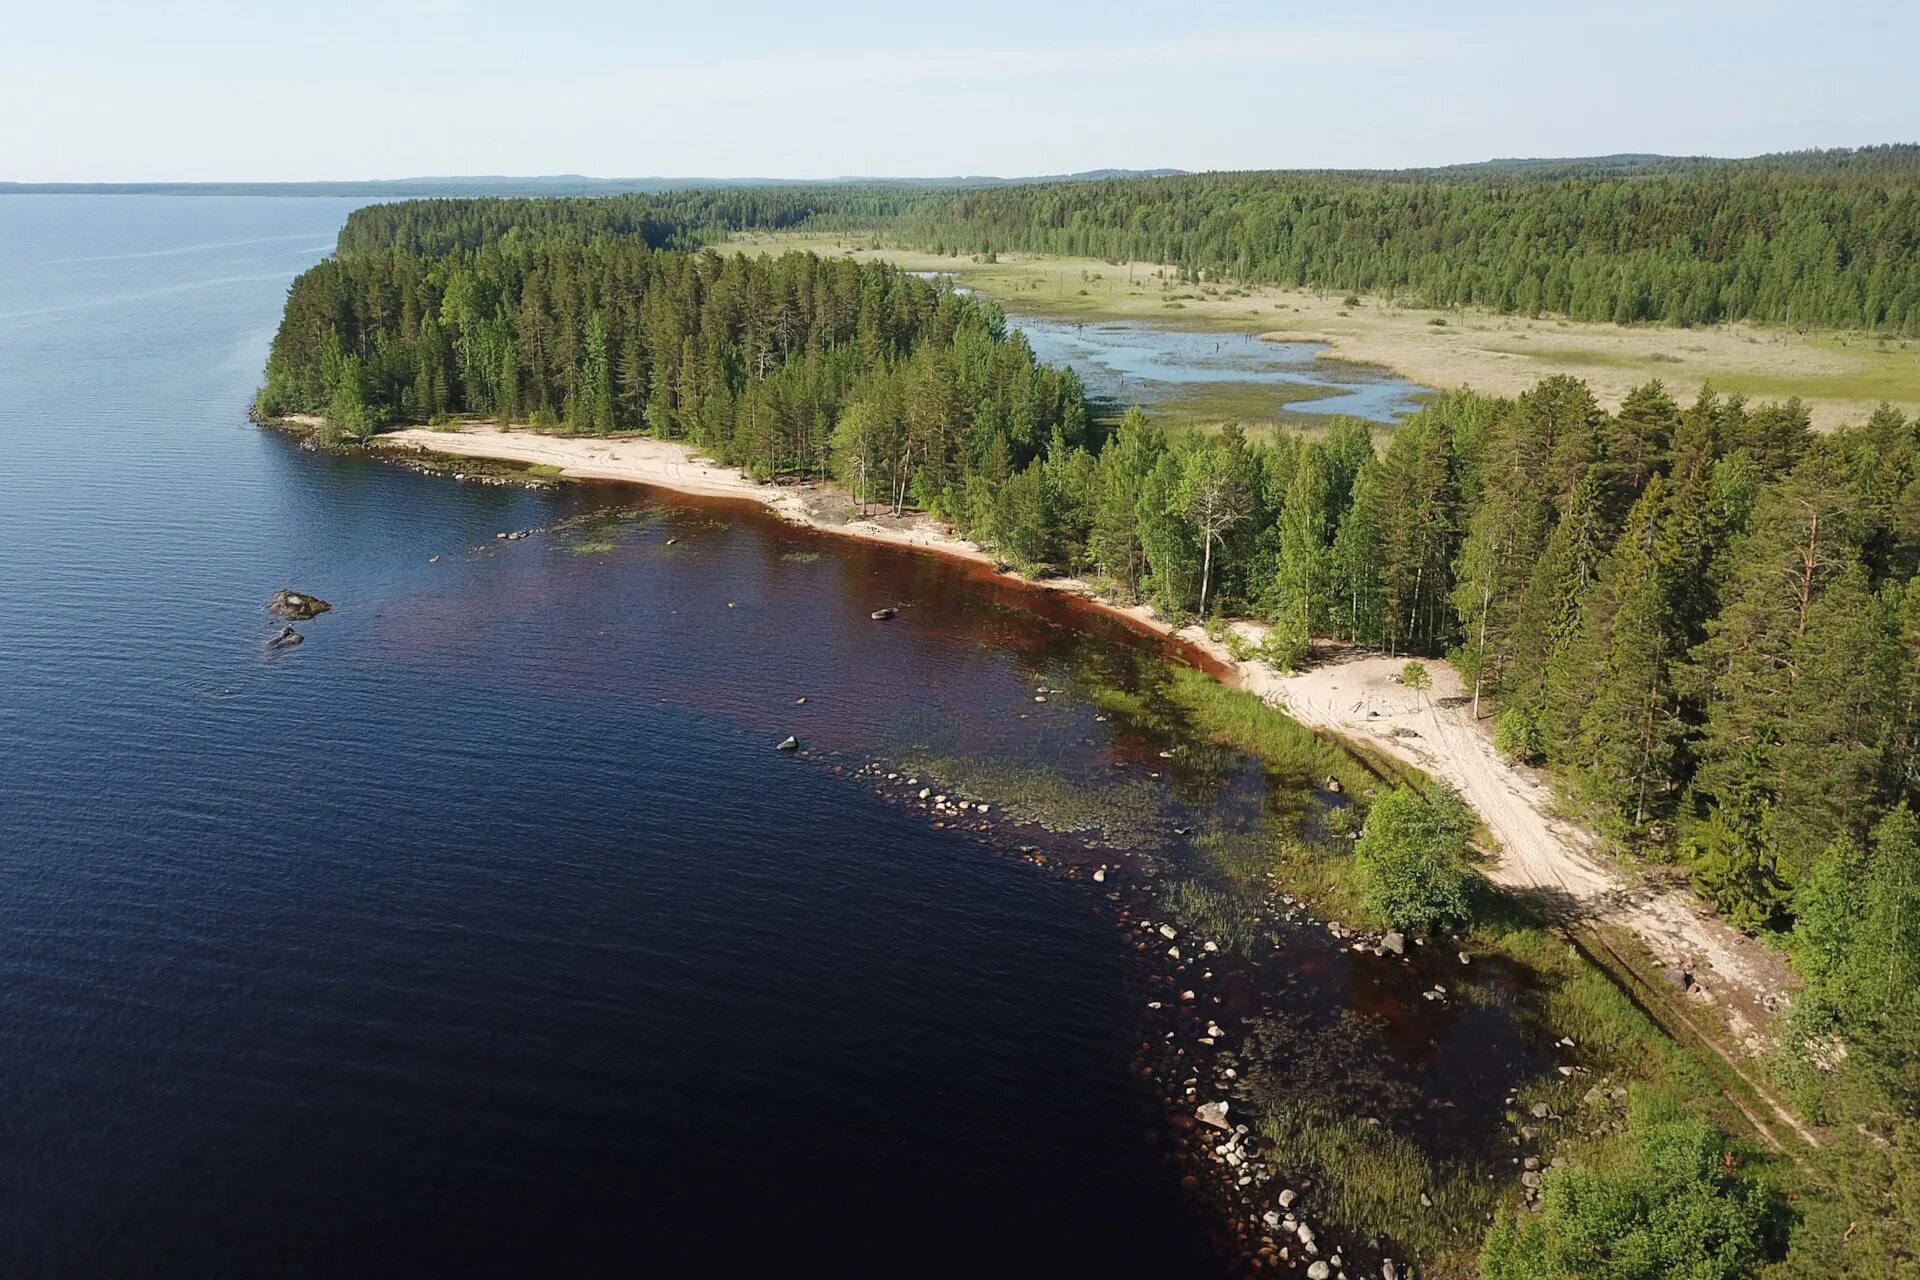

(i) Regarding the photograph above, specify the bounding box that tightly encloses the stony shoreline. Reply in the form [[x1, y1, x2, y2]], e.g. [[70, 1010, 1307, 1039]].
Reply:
[[819, 747, 1432, 1280]]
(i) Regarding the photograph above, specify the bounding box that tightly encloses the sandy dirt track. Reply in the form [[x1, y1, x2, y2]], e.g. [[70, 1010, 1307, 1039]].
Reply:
[[1227, 644, 1793, 1053]]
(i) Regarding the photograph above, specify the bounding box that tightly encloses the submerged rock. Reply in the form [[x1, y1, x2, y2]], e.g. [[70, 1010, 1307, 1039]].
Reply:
[[266, 625, 303, 649], [776, 735, 799, 752], [266, 589, 331, 621], [870, 607, 896, 620], [1196, 1101, 1230, 1130]]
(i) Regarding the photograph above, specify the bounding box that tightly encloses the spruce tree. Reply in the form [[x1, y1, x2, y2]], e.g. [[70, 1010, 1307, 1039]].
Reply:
[[1563, 478, 1686, 838], [1509, 466, 1615, 708], [1330, 459, 1387, 645]]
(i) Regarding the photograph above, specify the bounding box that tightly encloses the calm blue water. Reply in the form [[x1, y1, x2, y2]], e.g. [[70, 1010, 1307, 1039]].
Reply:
[[0, 197, 1221, 1277], [1012, 315, 1425, 422]]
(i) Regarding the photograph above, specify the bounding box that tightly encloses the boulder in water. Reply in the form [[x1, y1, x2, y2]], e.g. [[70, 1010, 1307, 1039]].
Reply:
[[267, 625, 303, 649], [776, 735, 799, 752], [267, 589, 331, 621], [870, 607, 896, 621]]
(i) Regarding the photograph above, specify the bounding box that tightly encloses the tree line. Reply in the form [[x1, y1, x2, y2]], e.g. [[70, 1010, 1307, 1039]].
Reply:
[[258, 237, 1092, 495], [319, 146, 1920, 335], [865, 158, 1920, 331]]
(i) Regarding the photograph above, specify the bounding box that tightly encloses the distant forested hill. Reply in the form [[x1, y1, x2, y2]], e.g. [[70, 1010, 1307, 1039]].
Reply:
[[854, 146, 1920, 331], [0, 168, 1185, 199]]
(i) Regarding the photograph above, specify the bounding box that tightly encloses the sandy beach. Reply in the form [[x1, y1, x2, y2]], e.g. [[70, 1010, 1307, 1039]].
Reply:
[[368, 420, 1793, 1057]]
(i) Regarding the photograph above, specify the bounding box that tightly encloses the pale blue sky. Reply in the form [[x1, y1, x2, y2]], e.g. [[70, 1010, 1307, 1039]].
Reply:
[[2, 0, 1914, 181]]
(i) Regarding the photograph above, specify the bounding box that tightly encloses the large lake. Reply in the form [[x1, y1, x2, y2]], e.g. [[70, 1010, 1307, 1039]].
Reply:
[[0, 198, 1531, 1277]]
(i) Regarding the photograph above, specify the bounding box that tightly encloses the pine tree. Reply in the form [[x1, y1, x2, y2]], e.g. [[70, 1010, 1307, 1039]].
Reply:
[[1272, 444, 1335, 638], [1892, 576, 1920, 805], [1088, 408, 1163, 597], [1452, 405, 1551, 709], [1376, 415, 1459, 654], [1604, 379, 1679, 507], [1687, 739, 1791, 930], [1685, 444, 1862, 821], [1140, 452, 1202, 617], [1769, 564, 1902, 880]]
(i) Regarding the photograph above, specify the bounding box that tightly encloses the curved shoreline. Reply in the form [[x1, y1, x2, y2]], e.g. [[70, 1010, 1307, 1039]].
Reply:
[[345, 418, 1790, 1048], [364, 420, 1243, 681]]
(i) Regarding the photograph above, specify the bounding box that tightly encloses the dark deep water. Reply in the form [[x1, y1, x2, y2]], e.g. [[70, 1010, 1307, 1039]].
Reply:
[[0, 198, 1542, 1279]]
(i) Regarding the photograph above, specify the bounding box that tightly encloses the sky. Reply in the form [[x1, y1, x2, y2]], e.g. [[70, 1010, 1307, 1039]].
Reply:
[[2, 0, 1915, 182]]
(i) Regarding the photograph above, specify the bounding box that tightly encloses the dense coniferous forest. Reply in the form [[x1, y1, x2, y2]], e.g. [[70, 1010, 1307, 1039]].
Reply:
[[315, 145, 1920, 332], [258, 231, 1092, 500], [265, 182, 1920, 1274], [871, 151, 1920, 331]]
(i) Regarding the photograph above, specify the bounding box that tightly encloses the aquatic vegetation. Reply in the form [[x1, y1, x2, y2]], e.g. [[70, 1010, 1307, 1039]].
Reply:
[[1161, 877, 1281, 954], [1238, 1008, 1500, 1269], [570, 540, 616, 555], [903, 755, 1168, 848], [1162, 667, 1380, 798], [549, 505, 661, 533]]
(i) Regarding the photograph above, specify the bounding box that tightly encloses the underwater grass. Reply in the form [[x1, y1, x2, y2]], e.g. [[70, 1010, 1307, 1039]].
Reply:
[[1255, 1102, 1493, 1272], [904, 755, 1169, 848]]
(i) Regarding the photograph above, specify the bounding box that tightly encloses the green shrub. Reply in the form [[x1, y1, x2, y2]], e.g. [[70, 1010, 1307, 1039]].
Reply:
[[1494, 705, 1547, 763], [1481, 1100, 1777, 1280], [1353, 786, 1478, 932], [1258, 622, 1310, 672]]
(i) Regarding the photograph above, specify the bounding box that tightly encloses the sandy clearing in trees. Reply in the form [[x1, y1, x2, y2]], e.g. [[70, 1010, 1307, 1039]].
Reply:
[[369, 422, 1792, 1051], [736, 233, 1919, 431]]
